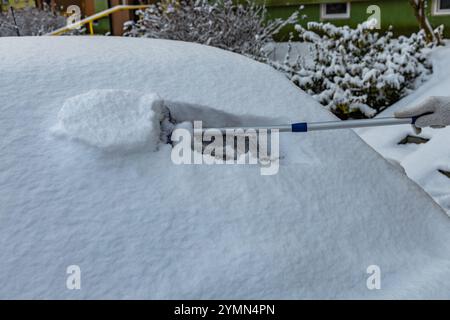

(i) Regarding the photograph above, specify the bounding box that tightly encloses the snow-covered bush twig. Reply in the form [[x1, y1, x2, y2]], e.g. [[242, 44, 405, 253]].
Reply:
[[269, 20, 433, 118], [124, 0, 300, 60], [408, 0, 443, 45], [0, 5, 65, 37]]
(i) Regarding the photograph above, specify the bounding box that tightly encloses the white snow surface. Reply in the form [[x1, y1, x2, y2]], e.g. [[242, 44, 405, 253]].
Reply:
[[52, 90, 164, 152], [1, 37, 450, 299], [356, 42, 450, 215]]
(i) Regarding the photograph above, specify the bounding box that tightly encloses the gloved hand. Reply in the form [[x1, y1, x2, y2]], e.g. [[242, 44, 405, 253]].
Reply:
[[395, 96, 450, 134]]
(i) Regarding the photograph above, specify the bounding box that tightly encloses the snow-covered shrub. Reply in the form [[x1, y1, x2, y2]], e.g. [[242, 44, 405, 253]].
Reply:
[[0, 6, 65, 37], [124, 0, 300, 60], [270, 20, 433, 118]]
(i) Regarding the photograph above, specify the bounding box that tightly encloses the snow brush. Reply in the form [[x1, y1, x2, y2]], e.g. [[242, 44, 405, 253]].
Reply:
[[199, 113, 432, 134]]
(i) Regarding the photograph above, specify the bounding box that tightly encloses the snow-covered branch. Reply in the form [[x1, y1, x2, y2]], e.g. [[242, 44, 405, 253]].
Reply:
[[124, 0, 300, 60], [0, 6, 65, 37], [408, 0, 443, 45]]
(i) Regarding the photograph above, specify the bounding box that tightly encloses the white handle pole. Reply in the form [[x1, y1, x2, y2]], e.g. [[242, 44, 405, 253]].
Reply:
[[201, 117, 413, 134], [307, 117, 412, 131]]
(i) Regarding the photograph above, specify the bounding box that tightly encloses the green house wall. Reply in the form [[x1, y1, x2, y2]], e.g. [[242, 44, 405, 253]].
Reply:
[[264, 0, 450, 40], [93, 0, 111, 34]]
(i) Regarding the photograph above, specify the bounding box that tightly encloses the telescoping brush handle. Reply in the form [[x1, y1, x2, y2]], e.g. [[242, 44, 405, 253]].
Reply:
[[200, 112, 433, 134], [292, 117, 409, 132], [291, 112, 433, 133]]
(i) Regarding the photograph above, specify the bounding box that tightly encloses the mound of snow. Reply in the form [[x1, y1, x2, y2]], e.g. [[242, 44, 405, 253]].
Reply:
[[52, 90, 164, 152], [1, 37, 450, 299], [356, 42, 450, 215]]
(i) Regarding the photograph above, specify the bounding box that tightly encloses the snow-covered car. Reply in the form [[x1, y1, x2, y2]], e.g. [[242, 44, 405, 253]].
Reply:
[[1, 37, 450, 299]]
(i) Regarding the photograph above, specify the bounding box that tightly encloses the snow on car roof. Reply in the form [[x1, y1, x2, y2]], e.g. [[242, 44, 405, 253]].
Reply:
[[1, 37, 450, 299]]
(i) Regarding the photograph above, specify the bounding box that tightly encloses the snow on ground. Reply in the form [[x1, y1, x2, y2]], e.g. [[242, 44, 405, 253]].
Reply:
[[356, 42, 450, 215], [1, 37, 450, 299]]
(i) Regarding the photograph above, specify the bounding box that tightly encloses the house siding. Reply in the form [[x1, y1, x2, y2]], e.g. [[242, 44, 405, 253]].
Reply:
[[266, 0, 450, 40], [1, 0, 36, 11], [92, 0, 111, 35]]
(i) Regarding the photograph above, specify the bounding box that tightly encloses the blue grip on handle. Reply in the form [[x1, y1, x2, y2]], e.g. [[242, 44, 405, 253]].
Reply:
[[411, 112, 433, 125], [292, 122, 308, 132]]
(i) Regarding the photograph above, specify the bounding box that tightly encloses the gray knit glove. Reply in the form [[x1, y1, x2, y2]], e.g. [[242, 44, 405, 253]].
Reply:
[[395, 96, 450, 134]]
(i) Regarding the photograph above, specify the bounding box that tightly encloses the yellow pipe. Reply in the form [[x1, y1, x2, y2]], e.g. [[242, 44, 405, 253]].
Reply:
[[48, 5, 150, 36], [88, 21, 94, 35]]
